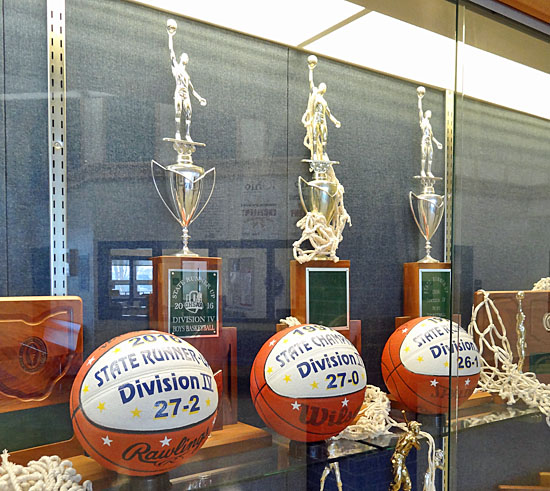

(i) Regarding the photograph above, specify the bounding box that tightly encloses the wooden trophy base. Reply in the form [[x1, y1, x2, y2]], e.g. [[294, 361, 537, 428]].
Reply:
[[397, 261, 451, 328]]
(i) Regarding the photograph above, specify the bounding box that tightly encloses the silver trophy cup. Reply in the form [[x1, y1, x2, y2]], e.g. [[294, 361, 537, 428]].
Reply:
[[409, 188, 444, 263], [298, 161, 339, 223], [150, 19, 214, 257], [409, 86, 445, 263], [151, 152, 215, 257]]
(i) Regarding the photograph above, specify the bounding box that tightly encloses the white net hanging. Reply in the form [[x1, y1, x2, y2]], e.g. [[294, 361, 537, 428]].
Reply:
[[468, 289, 550, 426], [0, 451, 92, 491]]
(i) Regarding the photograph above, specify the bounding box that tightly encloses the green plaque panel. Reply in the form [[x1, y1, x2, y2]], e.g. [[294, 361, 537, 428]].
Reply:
[[0, 403, 72, 452], [306, 268, 349, 327], [530, 353, 550, 374], [419, 269, 451, 318], [168, 269, 219, 337]]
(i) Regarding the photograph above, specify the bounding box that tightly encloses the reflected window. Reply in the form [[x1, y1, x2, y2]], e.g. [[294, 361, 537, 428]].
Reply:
[[113, 284, 130, 296], [108, 250, 153, 318], [135, 261, 152, 281], [111, 259, 130, 281]]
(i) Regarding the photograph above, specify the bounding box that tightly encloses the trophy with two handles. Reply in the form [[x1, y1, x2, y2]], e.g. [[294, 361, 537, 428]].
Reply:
[[401, 86, 451, 322], [149, 19, 221, 341], [286, 55, 354, 332], [152, 19, 214, 258]]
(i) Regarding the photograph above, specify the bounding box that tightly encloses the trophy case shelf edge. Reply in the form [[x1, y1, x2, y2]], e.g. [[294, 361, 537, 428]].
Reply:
[[10, 423, 272, 489]]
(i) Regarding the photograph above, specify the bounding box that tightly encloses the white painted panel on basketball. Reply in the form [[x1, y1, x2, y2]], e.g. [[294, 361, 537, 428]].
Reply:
[[264, 324, 366, 398], [399, 318, 480, 376], [80, 333, 218, 431]]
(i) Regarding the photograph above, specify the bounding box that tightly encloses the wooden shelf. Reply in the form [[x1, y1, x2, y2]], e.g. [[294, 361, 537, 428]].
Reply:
[[12, 423, 271, 490]]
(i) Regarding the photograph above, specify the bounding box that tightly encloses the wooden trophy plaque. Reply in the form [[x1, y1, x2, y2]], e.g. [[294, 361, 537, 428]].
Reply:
[[0, 296, 83, 453], [473, 290, 550, 384], [286, 260, 361, 352], [397, 262, 451, 328], [0, 296, 83, 413], [150, 256, 236, 428]]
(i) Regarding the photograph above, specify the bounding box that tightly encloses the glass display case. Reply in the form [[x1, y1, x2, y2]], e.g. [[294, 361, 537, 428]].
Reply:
[[0, 0, 549, 489]]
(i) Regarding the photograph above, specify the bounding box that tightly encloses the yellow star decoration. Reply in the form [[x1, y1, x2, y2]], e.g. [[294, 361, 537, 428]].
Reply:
[[283, 339, 289, 344], [417, 356, 424, 363], [114, 348, 121, 353], [206, 399, 211, 406], [83, 385, 89, 393], [97, 402, 106, 412], [404, 346, 410, 352], [444, 361, 449, 367], [310, 381, 319, 389], [131, 408, 141, 418], [284, 375, 292, 383], [267, 367, 273, 374], [361, 373, 365, 379]]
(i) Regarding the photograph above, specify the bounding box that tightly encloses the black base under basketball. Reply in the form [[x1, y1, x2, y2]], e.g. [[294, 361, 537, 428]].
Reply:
[[114, 472, 172, 490], [289, 440, 329, 461]]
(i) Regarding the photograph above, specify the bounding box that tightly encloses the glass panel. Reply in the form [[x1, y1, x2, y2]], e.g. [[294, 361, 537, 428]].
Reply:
[[452, 2, 550, 490]]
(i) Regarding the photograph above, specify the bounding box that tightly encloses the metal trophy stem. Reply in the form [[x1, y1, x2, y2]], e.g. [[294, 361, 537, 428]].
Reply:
[[409, 86, 445, 263], [150, 19, 214, 256]]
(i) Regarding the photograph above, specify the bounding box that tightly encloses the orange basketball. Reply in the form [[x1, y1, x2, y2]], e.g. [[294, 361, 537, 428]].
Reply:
[[70, 330, 218, 476], [251, 324, 366, 442], [381, 317, 480, 414]]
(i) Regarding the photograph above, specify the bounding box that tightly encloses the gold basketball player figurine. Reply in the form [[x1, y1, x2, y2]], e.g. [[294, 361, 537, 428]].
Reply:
[[390, 412, 422, 491], [302, 55, 341, 162]]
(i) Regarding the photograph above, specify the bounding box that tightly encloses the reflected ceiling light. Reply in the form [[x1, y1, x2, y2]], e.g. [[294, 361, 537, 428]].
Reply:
[[304, 11, 550, 120], [129, 0, 550, 120], [459, 44, 550, 120], [131, 0, 363, 46], [303, 11, 456, 91]]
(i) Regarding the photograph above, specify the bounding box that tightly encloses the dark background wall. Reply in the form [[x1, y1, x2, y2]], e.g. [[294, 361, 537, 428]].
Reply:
[[2, 0, 50, 296], [61, 0, 446, 413], [452, 90, 550, 491]]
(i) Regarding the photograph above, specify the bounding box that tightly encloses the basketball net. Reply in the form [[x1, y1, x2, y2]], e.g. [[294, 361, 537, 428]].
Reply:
[[292, 179, 351, 264], [468, 289, 550, 426], [533, 277, 550, 290], [0, 450, 92, 490]]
